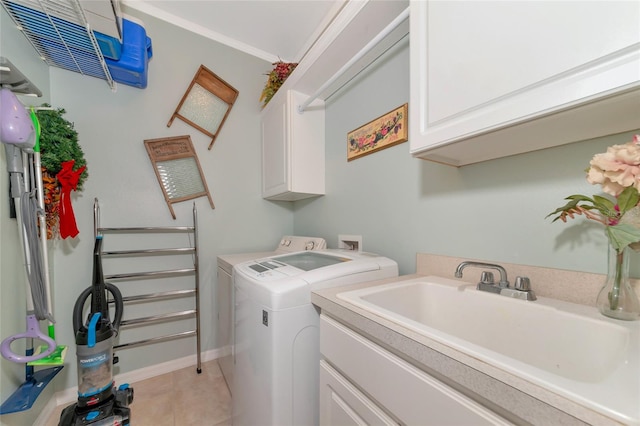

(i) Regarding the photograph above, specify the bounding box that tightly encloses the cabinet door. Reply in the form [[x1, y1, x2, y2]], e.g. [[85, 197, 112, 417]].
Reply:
[[410, 1, 640, 166], [320, 360, 398, 426], [261, 90, 325, 200], [287, 90, 325, 197], [262, 99, 289, 198], [321, 315, 512, 425]]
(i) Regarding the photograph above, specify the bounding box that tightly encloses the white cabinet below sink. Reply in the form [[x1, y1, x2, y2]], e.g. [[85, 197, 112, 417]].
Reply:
[[262, 90, 325, 201], [320, 361, 398, 425], [319, 314, 512, 425], [409, 1, 640, 166]]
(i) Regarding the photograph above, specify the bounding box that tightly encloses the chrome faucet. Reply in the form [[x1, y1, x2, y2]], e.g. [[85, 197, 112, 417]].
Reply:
[[455, 261, 509, 287], [454, 261, 536, 301]]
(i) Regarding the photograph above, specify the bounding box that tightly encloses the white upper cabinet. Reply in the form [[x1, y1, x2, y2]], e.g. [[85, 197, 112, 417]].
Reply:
[[409, 1, 640, 166], [262, 90, 325, 201]]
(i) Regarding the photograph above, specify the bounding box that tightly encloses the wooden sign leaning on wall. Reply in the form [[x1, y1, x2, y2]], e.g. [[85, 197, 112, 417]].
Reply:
[[347, 103, 408, 161], [144, 135, 214, 219]]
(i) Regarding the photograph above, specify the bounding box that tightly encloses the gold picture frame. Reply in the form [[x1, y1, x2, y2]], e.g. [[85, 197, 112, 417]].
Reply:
[[347, 104, 408, 161]]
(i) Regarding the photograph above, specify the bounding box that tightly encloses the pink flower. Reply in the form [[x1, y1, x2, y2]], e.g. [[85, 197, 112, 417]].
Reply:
[[586, 136, 640, 196]]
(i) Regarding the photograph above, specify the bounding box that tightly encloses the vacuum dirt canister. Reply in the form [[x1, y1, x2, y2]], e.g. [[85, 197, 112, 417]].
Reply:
[[76, 313, 115, 406]]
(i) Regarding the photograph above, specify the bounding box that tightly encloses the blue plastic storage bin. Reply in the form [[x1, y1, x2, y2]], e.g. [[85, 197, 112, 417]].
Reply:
[[105, 18, 152, 89]]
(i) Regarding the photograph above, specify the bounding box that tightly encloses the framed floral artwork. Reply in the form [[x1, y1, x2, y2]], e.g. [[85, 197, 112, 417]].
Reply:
[[347, 103, 408, 161]]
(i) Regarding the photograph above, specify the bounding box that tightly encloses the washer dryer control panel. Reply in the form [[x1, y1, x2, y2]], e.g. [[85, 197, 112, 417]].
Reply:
[[248, 260, 286, 274], [241, 260, 290, 281], [239, 251, 351, 281]]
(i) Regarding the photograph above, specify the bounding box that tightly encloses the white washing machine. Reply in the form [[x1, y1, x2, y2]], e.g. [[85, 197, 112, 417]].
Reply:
[[216, 236, 327, 395], [232, 250, 398, 426]]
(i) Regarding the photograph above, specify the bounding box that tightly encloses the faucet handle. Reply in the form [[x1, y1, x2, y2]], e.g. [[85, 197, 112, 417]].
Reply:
[[514, 276, 531, 291], [480, 271, 495, 285]]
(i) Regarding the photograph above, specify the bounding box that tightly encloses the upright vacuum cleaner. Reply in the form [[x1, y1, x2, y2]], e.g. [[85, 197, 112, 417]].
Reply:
[[59, 236, 133, 425]]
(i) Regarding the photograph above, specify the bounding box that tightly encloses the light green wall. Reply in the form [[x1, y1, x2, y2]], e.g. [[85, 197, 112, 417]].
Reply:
[[293, 38, 640, 279]]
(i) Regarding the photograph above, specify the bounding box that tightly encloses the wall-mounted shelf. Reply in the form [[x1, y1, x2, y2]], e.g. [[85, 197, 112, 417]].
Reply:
[[0, 56, 42, 96], [1, 0, 115, 89]]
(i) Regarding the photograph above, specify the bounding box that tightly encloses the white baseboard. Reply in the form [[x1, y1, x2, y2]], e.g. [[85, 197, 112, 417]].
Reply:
[[34, 348, 227, 426]]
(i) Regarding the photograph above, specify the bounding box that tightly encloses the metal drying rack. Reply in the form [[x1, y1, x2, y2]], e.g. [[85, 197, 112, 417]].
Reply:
[[93, 198, 202, 373]]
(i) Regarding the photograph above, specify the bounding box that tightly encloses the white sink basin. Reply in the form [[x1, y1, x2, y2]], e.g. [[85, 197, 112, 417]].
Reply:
[[337, 276, 640, 424]]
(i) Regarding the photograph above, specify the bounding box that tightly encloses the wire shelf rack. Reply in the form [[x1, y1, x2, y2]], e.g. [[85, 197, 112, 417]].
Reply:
[[1, 0, 115, 89]]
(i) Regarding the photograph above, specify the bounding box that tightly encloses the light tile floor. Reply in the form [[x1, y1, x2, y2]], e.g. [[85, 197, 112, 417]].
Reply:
[[46, 360, 231, 426]]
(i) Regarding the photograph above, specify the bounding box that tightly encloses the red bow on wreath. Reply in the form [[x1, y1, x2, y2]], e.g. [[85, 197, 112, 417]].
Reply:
[[56, 160, 86, 239]]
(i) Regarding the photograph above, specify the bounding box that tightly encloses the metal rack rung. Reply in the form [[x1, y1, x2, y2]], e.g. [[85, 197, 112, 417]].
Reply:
[[102, 247, 196, 257], [114, 330, 197, 351], [97, 226, 194, 233], [109, 289, 196, 304], [120, 310, 196, 328], [104, 268, 195, 281]]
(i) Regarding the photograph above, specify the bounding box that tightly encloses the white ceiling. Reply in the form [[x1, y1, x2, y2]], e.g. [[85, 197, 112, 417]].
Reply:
[[122, 0, 345, 64]]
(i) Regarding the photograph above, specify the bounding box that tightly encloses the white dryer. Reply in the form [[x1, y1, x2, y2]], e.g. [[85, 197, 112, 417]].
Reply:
[[232, 250, 398, 426], [216, 236, 326, 394]]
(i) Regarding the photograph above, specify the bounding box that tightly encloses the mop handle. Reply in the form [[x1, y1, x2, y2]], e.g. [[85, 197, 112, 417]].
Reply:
[[32, 113, 54, 326], [0, 314, 56, 363]]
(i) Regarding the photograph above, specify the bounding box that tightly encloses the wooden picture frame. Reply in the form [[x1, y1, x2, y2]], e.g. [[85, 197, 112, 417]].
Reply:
[[144, 135, 214, 219], [167, 65, 239, 150], [347, 104, 408, 161]]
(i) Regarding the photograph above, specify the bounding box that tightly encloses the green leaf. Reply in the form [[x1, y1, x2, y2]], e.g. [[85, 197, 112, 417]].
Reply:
[[592, 195, 617, 218], [565, 194, 595, 202], [593, 195, 615, 209], [546, 198, 580, 219], [546, 194, 603, 221], [617, 187, 640, 216], [606, 224, 640, 251]]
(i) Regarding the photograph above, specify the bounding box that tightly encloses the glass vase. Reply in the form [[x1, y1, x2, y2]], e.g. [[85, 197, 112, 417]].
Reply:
[[596, 245, 640, 321]]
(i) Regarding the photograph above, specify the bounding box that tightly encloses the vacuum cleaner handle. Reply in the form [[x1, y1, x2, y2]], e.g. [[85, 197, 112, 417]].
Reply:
[[72, 283, 124, 335], [73, 236, 124, 335], [0, 314, 56, 363], [92, 236, 108, 318]]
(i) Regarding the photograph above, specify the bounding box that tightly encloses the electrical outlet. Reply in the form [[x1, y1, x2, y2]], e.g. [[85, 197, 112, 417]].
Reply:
[[338, 234, 362, 251]]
